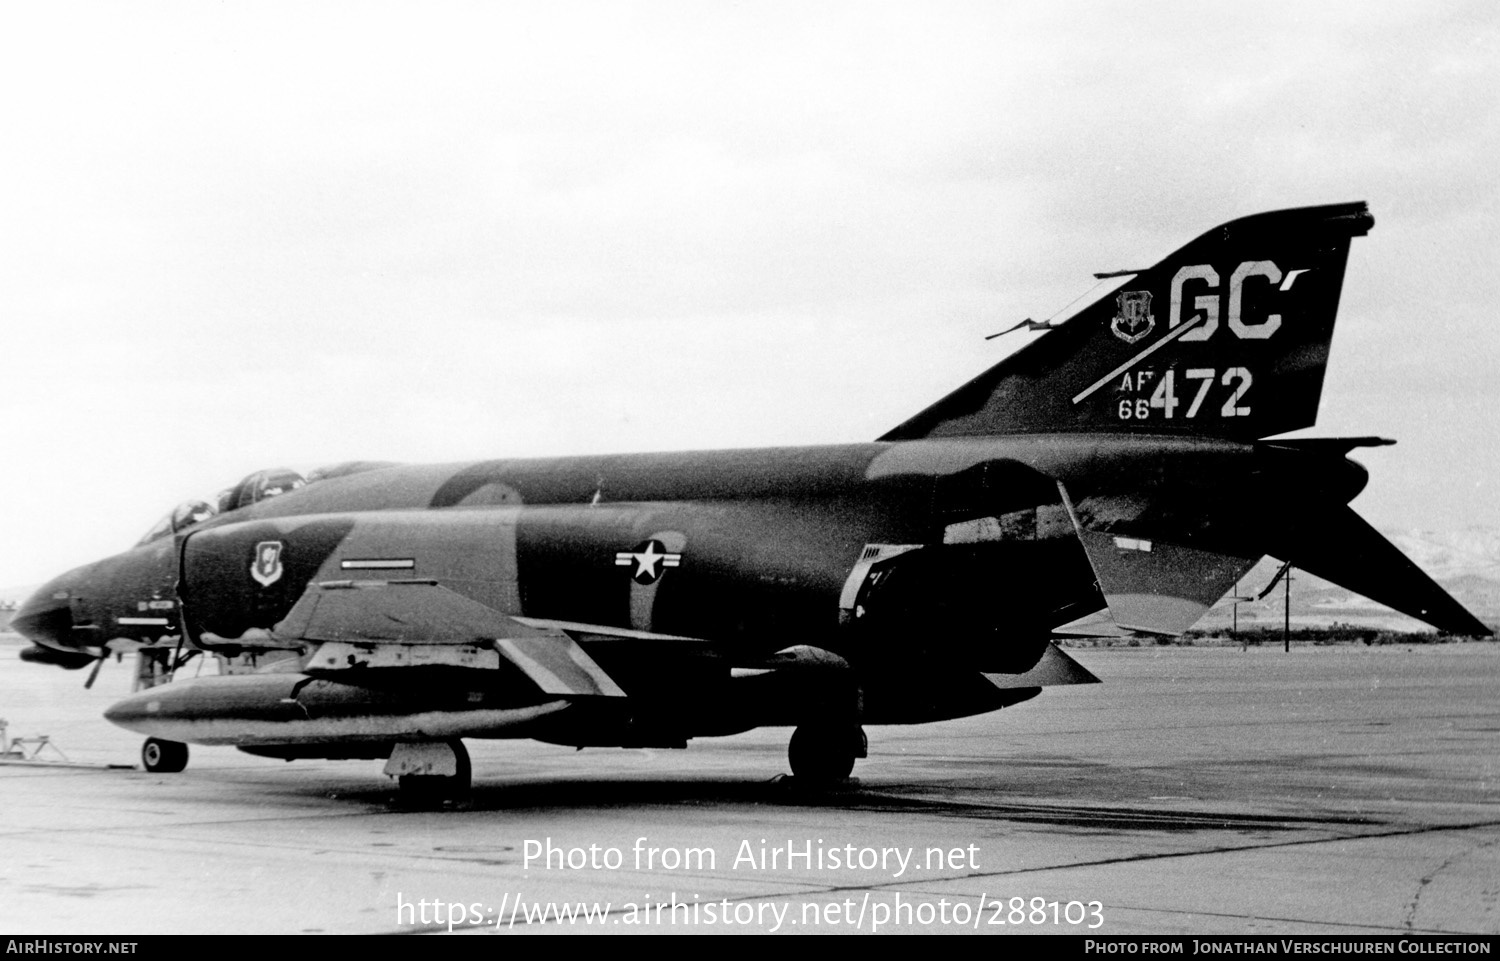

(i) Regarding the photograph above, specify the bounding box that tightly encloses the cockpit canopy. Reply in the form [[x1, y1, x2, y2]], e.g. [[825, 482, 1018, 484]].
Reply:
[[172, 499, 217, 530], [136, 508, 192, 546], [134, 462, 400, 547], [216, 467, 307, 514], [136, 467, 307, 546]]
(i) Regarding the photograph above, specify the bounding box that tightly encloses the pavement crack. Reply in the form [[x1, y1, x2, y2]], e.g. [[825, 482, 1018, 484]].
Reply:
[[1402, 830, 1500, 931]]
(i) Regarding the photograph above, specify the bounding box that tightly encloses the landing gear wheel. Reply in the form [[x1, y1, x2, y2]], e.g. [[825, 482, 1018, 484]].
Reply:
[[397, 739, 471, 803], [788, 724, 864, 786], [141, 738, 189, 773]]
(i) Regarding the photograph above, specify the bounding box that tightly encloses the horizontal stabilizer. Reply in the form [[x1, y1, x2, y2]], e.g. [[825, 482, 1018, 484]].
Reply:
[[1270, 506, 1491, 636], [984, 642, 1100, 689]]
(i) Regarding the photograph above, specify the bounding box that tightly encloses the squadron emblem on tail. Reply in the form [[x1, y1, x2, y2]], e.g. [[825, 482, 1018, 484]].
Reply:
[[1110, 290, 1155, 343]]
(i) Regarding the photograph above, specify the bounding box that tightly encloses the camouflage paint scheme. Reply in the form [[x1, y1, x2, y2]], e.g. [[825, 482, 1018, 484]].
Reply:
[[12, 203, 1488, 784]]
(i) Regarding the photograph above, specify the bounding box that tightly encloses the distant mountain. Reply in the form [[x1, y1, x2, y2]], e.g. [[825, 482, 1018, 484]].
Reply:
[[1386, 528, 1500, 581]]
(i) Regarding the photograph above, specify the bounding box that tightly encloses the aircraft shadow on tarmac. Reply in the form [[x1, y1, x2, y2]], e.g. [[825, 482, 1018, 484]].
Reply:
[[300, 773, 1380, 833]]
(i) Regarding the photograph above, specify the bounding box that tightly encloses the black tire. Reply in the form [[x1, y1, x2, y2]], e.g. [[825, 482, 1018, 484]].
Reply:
[[141, 738, 189, 773], [788, 724, 859, 784]]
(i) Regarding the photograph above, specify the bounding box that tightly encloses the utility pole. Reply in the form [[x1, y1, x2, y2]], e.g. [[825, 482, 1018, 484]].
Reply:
[[1233, 579, 1242, 651], [1284, 566, 1293, 653]]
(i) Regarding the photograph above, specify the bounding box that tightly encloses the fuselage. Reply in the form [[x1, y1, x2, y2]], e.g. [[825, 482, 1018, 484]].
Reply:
[[18, 201, 1487, 787], [14, 432, 1358, 671]]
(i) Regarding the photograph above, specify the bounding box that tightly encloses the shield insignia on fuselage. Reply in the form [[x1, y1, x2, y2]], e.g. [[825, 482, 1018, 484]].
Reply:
[[1111, 290, 1155, 344], [250, 540, 285, 587]]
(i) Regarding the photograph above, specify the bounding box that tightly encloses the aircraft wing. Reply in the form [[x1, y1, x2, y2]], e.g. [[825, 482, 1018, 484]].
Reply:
[[274, 579, 631, 697], [273, 578, 1098, 705]]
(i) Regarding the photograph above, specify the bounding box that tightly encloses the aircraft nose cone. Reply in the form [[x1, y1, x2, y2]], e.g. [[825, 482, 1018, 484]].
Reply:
[[10, 585, 75, 650]]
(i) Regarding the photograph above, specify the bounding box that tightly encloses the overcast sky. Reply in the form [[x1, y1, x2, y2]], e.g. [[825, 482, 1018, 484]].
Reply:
[[2, 1, 1496, 589]]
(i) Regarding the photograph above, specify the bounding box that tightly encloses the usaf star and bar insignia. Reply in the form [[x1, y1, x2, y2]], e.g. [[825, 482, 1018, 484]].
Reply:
[[615, 540, 683, 585]]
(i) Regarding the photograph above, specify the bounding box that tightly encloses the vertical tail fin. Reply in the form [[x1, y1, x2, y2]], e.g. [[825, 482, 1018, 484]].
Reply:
[[882, 203, 1374, 441]]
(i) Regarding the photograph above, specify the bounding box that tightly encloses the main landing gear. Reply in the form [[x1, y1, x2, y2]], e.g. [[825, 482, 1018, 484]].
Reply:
[[787, 723, 866, 786], [386, 739, 471, 803], [141, 737, 189, 773]]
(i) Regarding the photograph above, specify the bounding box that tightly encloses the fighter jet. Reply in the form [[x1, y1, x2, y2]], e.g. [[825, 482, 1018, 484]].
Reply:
[[12, 202, 1488, 798]]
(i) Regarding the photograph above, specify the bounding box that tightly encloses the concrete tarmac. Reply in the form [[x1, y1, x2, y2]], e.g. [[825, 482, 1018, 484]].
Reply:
[[0, 638, 1495, 935]]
